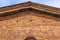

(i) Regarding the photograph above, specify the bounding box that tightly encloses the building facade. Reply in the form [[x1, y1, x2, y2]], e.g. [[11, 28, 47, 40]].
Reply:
[[0, 1, 60, 40]]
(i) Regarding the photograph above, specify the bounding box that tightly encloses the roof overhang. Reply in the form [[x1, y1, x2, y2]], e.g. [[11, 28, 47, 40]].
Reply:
[[0, 1, 60, 18]]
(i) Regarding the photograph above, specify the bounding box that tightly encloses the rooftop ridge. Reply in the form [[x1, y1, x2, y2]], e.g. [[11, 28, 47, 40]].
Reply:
[[0, 1, 60, 16]]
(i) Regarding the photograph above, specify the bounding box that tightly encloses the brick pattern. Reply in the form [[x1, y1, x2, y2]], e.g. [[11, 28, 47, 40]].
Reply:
[[0, 10, 60, 40]]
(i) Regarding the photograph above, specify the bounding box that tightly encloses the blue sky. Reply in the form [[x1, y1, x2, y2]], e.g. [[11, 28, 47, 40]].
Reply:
[[0, 0, 60, 8]]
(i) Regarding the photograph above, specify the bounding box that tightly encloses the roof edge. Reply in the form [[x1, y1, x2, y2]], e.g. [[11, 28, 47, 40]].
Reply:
[[0, 1, 60, 16]]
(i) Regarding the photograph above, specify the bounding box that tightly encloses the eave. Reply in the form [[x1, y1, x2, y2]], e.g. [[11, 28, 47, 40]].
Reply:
[[0, 1, 60, 17]]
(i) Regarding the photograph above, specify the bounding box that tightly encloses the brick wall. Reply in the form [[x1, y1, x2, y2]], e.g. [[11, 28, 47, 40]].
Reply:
[[0, 10, 60, 40]]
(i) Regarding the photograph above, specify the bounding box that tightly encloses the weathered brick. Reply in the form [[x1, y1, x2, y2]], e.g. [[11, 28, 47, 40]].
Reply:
[[0, 10, 60, 40]]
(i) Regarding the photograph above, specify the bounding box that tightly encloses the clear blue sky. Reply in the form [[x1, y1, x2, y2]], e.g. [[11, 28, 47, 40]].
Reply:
[[0, 0, 60, 8]]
